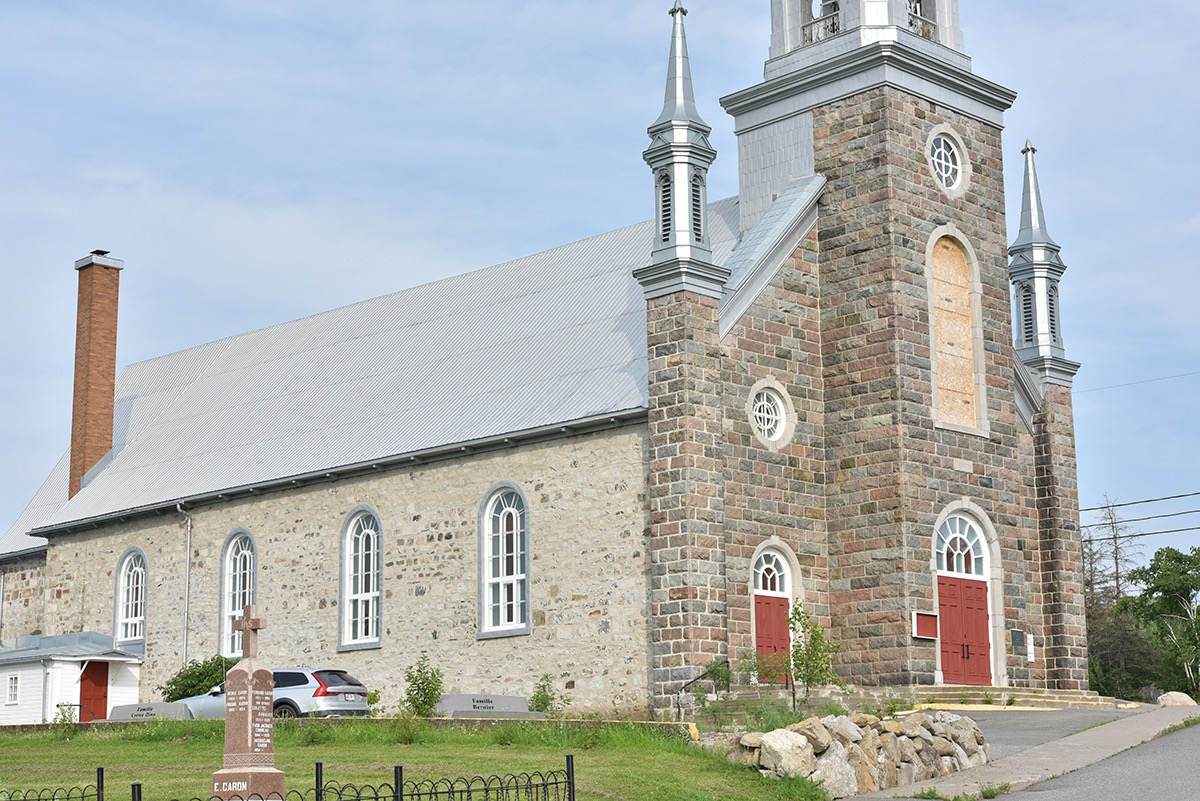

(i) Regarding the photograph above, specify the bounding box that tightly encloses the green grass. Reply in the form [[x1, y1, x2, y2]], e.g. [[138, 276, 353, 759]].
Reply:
[[0, 718, 828, 801]]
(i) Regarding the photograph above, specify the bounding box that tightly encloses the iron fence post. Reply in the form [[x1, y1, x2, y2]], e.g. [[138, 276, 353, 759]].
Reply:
[[315, 762, 323, 801], [566, 755, 575, 801], [130, 783, 141, 801], [97, 767, 104, 801], [393, 766, 402, 801]]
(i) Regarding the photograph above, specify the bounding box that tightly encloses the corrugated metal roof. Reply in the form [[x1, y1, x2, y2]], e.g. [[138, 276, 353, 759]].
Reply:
[[3, 198, 743, 545]]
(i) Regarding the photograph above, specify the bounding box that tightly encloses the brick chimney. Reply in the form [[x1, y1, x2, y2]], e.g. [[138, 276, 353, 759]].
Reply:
[[69, 250, 123, 499]]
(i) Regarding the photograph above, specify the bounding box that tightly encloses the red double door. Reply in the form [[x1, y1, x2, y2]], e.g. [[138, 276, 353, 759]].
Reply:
[[938, 576, 991, 686], [754, 595, 791, 684]]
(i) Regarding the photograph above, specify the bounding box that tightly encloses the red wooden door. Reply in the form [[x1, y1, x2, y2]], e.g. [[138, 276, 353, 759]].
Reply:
[[937, 576, 991, 686], [754, 595, 791, 684], [79, 662, 109, 722]]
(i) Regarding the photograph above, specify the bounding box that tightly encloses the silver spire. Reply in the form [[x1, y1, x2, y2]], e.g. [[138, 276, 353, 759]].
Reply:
[[1011, 140, 1059, 251], [652, 1, 707, 129]]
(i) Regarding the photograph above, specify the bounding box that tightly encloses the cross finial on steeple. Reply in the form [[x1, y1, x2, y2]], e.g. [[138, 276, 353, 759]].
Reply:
[[1013, 139, 1057, 251]]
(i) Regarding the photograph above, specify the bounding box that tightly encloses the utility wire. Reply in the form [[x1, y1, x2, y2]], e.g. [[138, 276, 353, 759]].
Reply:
[[1083, 525, 1200, 544], [1081, 491, 1200, 513], [1081, 508, 1200, 529], [1075, 370, 1200, 394]]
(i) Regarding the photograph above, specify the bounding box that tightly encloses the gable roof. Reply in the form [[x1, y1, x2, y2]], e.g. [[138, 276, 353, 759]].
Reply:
[[2, 197, 749, 548]]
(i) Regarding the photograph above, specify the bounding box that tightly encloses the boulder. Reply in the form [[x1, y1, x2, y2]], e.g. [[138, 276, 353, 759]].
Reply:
[[879, 731, 902, 766], [1159, 691, 1198, 707], [932, 736, 957, 758], [825, 715, 865, 745], [850, 713, 880, 728], [787, 716, 834, 754], [897, 762, 918, 786], [759, 729, 817, 779], [847, 744, 879, 794], [876, 754, 898, 790], [811, 742, 859, 800], [740, 732, 765, 748], [898, 734, 919, 764], [940, 756, 958, 774], [903, 711, 935, 732], [882, 720, 908, 736]]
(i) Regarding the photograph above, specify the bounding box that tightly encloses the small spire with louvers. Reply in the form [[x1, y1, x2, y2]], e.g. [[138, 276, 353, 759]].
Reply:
[[653, 1, 707, 129], [1008, 140, 1078, 387], [634, 2, 726, 301], [1011, 140, 1059, 252]]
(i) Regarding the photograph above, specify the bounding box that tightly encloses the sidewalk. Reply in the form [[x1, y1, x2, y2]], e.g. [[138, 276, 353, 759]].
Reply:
[[857, 705, 1198, 799]]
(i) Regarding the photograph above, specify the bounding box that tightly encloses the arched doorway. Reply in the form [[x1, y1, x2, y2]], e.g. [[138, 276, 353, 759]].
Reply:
[[753, 550, 792, 683], [936, 513, 992, 685]]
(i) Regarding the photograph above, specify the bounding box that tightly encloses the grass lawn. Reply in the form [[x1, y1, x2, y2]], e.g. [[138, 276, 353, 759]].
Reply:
[[0, 718, 828, 801]]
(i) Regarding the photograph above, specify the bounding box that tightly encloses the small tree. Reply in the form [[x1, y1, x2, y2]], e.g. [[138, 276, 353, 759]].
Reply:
[[403, 654, 445, 717], [156, 654, 237, 702], [1126, 547, 1200, 699], [788, 604, 845, 708]]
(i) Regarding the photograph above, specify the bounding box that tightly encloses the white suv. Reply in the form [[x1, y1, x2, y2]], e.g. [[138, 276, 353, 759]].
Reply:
[[179, 668, 370, 718]]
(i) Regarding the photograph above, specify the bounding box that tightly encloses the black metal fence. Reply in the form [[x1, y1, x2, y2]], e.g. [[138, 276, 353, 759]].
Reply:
[[0, 759, 575, 801]]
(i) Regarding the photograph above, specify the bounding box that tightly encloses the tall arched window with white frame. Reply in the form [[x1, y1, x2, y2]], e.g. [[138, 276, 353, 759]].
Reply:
[[343, 511, 382, 647], [479, 487, 529, 637], [222, 533, 256, 658], [116, 551, 147, 642]]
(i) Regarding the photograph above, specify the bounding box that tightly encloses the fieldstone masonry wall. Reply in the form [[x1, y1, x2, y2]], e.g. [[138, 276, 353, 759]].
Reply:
[[0, 556, 45, 641], [40, 426, 652, 712]]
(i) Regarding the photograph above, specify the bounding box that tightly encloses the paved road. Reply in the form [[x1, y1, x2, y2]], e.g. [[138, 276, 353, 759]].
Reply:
[[967, 707, 1146, 760], [1010, 720, 1200, 799]]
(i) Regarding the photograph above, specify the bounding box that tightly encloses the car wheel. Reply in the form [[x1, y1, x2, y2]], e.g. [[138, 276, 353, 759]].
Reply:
[[273, 703, 300, 718]]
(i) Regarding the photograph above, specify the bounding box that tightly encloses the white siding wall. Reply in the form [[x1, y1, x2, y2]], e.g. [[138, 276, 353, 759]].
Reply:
[[0, 662, 51, 725], [109, 663, 140, 710]]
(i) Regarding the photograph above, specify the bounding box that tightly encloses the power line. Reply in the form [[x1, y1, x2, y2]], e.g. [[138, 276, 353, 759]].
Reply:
[[1081, 491, 1200, 513], [1081, 508, 1200, 529], [1075, 370, 1200, 394], [1083, 525, 1200, 544]]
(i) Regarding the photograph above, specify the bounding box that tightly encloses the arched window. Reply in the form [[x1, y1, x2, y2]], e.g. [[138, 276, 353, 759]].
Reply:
[[343, 510, 382, 647], [935, 514, 986, 578], [754, 551, 791, 597], [479, 486, 529, 637], [222, 533, 256, 658], [116, 551, 146, 642], [930, 234, 982, 430]]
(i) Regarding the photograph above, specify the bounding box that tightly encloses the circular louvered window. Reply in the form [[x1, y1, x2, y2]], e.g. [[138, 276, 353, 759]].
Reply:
[[930, 135, 961, 191], [752, 389, 786, 442]]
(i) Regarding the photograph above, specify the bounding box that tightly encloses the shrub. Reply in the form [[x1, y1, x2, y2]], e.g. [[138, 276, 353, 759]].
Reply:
[[529, 674, 572, 715], [403, 654, 444, 717], [156, 654, 236, 702]]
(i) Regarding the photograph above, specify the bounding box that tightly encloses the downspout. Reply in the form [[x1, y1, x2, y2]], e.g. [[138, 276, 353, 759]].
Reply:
[[177, 504, 193, 666], [41, 659, 49, 722], [0, 572, 6, 642]]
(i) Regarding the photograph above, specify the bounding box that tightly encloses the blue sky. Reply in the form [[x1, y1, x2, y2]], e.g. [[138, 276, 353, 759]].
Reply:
[[2, 1, 1198, 563]]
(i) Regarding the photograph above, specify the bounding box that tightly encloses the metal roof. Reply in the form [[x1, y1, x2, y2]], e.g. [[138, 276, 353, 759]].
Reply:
[[0, 632, 142, 666], [3, 197, 744, 545]]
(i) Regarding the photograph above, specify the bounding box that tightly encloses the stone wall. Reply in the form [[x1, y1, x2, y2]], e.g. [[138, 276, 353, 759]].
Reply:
[[812, 85, 1050, 687], [720, 227, 831, 663], [0, 554, 46, 641], [41, 425, 653, 712]]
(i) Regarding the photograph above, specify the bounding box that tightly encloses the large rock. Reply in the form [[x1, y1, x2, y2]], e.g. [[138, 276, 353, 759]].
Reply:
[[850, 713, 880, 728], [903, 711, 935, 732], [825, 715, 865, 746], [759, 729, 817, 779], [897, 734, 919, 764], [1159, 691, 1198, 707], [882, 720, 907, 736], [847, 744, 879, 794], [740, 732, 765, 748], [931, 736, 957, 758], [897, 762, 918, 786], [811, 742, 859, 800], [879, 731, 902, 766], [787, 716, 834, 754]]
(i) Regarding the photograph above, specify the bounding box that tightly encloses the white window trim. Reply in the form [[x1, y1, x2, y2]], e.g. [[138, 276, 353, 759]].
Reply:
[[477, 483, 532, 640], [745, 376, 799, 452], [339, 507, 383, 652], [220, 531, 257, 658], [115, 549, 147, 643], [6, 674, 17, 705], [925, 124, 973, 201]]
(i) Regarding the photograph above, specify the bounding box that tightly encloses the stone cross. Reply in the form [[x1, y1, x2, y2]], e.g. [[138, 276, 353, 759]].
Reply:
[[234, 605, 265, 660]]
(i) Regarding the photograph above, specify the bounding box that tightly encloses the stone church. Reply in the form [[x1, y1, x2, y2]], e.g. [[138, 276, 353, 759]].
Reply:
[[0, 0, 1087, 721]]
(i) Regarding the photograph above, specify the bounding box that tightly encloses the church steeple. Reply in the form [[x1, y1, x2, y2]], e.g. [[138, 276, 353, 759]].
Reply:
[[634, 2, 727, 300], [1009, 141, 1079, 386]]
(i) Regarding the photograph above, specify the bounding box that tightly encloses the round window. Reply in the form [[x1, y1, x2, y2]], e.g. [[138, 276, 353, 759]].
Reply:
[[752, 389, 786, 442], [930, 135, 961, 191]]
